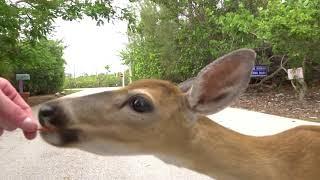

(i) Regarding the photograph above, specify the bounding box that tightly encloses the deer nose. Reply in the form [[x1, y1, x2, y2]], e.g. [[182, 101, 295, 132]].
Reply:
[[38, 104, 67, 128]]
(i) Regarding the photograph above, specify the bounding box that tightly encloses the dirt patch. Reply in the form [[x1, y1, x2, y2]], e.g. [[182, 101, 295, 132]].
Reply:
[[231, 84, 320, 122]]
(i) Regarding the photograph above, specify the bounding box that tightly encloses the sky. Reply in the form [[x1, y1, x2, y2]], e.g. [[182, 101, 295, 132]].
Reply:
[[52, 9, 129, 77]]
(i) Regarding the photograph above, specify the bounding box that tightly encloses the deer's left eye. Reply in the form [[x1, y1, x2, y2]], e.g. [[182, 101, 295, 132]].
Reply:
[[128, 95, 153, 113]]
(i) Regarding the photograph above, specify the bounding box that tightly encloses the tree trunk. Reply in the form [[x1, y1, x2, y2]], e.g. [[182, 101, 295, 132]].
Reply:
[[290, 78, 307, 101], [290, 57, 308, 101]]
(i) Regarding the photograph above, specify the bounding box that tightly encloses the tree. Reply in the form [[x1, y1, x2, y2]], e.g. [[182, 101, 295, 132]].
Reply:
[[255, 0, 320, 99], [12, 39, 66, 95], [0, 0, 134, 94], [122, 0, 320, 99], [1, 0, 133, 41], [121, 1, 186, 81], [121, 0, 261, 81]]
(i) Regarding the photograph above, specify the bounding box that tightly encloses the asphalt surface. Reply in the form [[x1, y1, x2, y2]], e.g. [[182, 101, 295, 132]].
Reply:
[[1, 88, 319, 180]]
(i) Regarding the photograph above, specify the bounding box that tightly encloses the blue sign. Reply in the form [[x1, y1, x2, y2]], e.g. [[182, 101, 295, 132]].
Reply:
[[251, 65, 268, 77]]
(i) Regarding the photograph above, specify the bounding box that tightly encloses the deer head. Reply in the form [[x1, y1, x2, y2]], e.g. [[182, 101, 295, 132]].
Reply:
[[38, 49, 255, 156]]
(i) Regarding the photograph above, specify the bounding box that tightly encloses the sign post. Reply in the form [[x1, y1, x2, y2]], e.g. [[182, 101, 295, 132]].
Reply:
[[121, 72, 125, 87], [16, 74, 30, 97], [18, 80, 24, 93]]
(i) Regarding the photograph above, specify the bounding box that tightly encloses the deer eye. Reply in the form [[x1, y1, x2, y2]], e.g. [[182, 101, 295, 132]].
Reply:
[[128, 95, 153, 113]]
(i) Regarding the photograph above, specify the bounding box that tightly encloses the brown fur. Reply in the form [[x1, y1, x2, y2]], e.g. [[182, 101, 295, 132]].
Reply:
[[39, 49, 320, 180], [40, 79, 320, 180]]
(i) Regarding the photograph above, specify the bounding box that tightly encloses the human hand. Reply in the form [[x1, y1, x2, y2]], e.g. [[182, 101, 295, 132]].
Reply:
[[0, 77, 38, 140]]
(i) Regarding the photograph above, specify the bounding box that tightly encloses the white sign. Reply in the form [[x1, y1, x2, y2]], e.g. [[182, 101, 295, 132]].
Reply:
[[16, 74, 30, 80], [287, 67, 304, 80]]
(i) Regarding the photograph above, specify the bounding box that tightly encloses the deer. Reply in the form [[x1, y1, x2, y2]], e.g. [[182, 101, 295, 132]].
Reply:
[[37, 49, 320, 180]]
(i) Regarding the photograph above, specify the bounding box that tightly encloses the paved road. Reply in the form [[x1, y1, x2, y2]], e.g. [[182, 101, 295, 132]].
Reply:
[[1, 88, 319, 180]]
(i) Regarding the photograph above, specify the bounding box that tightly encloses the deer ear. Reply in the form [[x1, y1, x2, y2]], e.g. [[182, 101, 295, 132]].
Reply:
[[178, 77, 195, 93], [186, 49, 256, 115]]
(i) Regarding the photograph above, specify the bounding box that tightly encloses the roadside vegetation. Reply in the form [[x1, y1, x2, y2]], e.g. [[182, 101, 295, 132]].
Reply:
[[0, 0, 132, 94], [63, 72, 130, 89], [121, 0, 320, 100], [1, 0, 319, 95]]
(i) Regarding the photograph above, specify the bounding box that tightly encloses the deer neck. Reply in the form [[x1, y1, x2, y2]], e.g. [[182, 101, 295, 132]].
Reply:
[[158, 116, 276, 180]]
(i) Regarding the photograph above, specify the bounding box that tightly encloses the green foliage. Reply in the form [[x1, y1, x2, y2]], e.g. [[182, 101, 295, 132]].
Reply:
[[121, 1, 184, 81], [11, 40, 66, 95], [0, 0, 133, 41], [256, 0, 320, 79], [64, 72, 130, 89], [0, 0, 134, 94], [122, 0, 320, 83], [121, 0, 259, 82]]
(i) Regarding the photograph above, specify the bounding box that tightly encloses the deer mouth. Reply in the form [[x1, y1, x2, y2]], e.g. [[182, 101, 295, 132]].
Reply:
[[37, 103, 83, 146], [39, 127, 81, 146]]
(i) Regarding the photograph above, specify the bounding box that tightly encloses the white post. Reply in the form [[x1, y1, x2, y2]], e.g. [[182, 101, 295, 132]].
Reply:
[[129, 63, 132, 84], [122, 71, 125, 87]]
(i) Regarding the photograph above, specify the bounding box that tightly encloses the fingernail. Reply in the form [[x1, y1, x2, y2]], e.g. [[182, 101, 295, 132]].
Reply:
[[20, 117, 37, 132]]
